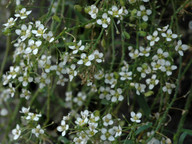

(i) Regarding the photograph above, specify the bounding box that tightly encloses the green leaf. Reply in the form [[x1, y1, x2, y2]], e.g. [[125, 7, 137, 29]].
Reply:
[[138, 31, 146, 37], [52, 15, 61, 22], [135, 94, 151, 117], [135, 122, 152, 135], [179, 129, 192, 144], [123, 31, 131, 39], [123, 140, 134, 144], [101, 99, 110, 105], [144, 91, 154, 97], [58, 136, 70, 144]]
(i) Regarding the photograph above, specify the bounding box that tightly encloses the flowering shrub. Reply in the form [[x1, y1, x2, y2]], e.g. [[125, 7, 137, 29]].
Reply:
[[0, 0, 192, 144]]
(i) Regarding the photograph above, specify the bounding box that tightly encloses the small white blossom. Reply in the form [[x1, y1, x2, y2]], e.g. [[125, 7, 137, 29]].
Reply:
[[175, 40, 189, 56], [162, 82, 176, 94], [69, 40, 85, 54], [73, 92, 86, 106], [25, 39, 42, 55], [157, 25, 169, 32], [97, 13, 111, 28], [113, 125, 122, 137], [32, 24, 47, 37], [99, 86, 111, 100], [3, 17, 17, 29], [94, 70, 104, 80], [147, 31, 159, 46], [146, 74, 159, 90], [130, 111, 142, 123], [77, 53, 94, 66], [88, 5, 98, 19], [129, 49, 139, 59], [26, 112, 42, 121], [20, 89, 31, 99], [32, 124, 44, 137], [161, 29, 178, 41], [139, 46, 151, 57], [57, 120, 69, 136], [43, 31, 54, 43], [102, 114, 113, 126], [137, 5, 152, 21], [134, 83, 146, 95], [15, 24, 32, 41], [137, 63, 151, 78], [110, 88, 124, 102], [100, 128, 115, 141], [12, 124, 21, 140], [15, 8, 32, 19]]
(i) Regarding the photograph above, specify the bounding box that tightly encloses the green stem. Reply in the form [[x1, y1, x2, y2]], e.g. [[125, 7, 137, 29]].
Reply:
[[110, 20, 115, 72], [173, 87, 192, 143], [0, 36, 11, 80]]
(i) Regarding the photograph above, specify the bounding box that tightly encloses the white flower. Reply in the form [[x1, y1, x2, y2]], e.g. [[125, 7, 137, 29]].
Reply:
[[157, 25, 169, 32], [43, 31, 54, 43], [130, 111, 142, 123], [152, 48, 169, 61], [66, 64, 77, 81], [26, 112, 42, 121], [161, 61, 177, 76], [0, 108, 8, 116], [73, 136, 86, 144], [35, 73, 51, 89], [56, 75, 68, 86], [32, 124, 44, 137], [146, 74, 159, 90], [73, 92, 86, 106], [77, 53, 94, 66], [161, 29, 178, 41], [108, 5, 127, 19], [92, 50, 104, 63], [25, 39, 42, 55], [137, 63, 151, 78], [75, 117, 89, 126], [57, 120, 69, 136], [99, 86, 111, 100], [94, 70, 104, 80], [12, 124, 21, 140], [129, 49, 139, 59], [32, 24, 47, 37], [137, 5, 152, 21], [147, 31, 159, 46], [18, 71, 33, 87], [175, 40, 189, 56], [113, 125, 122, 137], [15, 24, 32, 41], [69, 40, 85, 54], [119, 71, 132, 81], [20, 107, 30, 114], [3, 17, 17, 29], [88, 5, 98, 19], [15, 8, 32, 19], [102, 114, 113, 126], [151, 60, 164, 71], [97, 13, 111, 28], [51, 2, 58, 13], [100, 128, 115, 141], [139, 46, 151, 57], [110, 88, 124, 102], [134, 83, 146, 95], [162, 82, 176, 94]]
